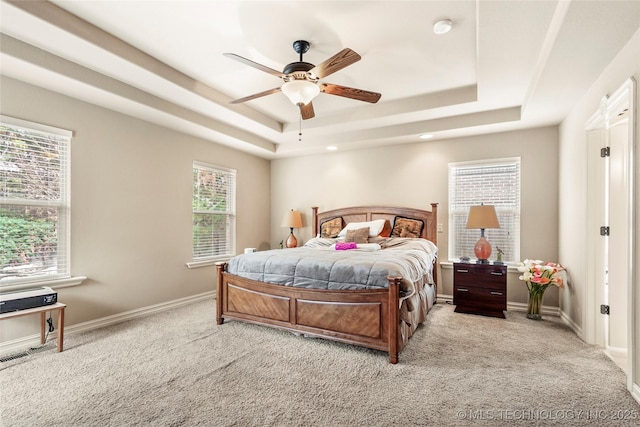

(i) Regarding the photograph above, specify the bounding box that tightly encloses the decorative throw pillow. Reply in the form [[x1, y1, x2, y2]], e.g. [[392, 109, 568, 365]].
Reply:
[[344, 227, 369, 244], [320, 217, 343, 238], [391, 216, 424, 238]]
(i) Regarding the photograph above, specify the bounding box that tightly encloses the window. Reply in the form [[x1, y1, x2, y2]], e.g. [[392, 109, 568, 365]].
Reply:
[[0, 116, 72, 285], [192, 161, 236, 262], [448, 158, 520, 263]]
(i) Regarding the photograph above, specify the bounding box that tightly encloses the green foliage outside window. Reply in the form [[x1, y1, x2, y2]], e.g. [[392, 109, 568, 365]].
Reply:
[[0, 209, 57, 267], [1, 123, 66, 280], [192, 164, 235, 260]]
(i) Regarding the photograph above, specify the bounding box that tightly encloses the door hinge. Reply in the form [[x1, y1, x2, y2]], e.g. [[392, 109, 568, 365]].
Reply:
[[600, 304, 610, 315], [600, 146, 610, 157], [600, 226, 610, 236]]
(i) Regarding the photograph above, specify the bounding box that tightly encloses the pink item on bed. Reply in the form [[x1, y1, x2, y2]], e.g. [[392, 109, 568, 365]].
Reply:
[[335, 241, 358, 250]]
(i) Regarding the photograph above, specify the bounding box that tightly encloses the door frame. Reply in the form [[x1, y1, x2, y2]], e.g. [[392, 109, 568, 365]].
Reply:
[[584, 77, 636, 395]]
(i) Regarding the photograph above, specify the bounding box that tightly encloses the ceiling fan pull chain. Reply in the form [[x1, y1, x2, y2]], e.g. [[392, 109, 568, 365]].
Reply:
[[298, 115, 302, 141]]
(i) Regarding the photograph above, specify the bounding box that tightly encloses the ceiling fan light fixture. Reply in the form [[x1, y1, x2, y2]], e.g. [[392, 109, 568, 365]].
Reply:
[[433, 19, 453, 35], [281, 80, 320, 106]]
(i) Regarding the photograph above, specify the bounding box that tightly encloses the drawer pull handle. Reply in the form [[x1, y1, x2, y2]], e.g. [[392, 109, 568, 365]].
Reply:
[[490, 272, 504, 276], [458, 288, 469, 292], [490, 291, 503, 296], [456, 269, 469, 273]]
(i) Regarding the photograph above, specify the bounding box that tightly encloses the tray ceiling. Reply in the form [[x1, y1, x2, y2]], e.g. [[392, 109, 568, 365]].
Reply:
[[1, 1, 639, 159]]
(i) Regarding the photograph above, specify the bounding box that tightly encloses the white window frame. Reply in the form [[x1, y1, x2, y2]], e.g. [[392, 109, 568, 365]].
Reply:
[[448, 157, 521, 264], [0, 115, 81, 288], [188, 161, 236, 268]]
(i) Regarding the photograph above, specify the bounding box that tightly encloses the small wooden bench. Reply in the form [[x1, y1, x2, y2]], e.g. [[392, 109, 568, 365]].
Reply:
[[0, 302, 66, 352]]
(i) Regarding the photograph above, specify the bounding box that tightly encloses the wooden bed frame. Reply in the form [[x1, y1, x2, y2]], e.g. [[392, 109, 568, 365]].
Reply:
[[216, 204, 438, 364]]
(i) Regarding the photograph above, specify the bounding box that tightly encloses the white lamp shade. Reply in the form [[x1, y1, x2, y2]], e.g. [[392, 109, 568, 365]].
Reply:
[[281, 210, 303, 228], [281, 80, 320, 105], [466, 205, 500, 229]]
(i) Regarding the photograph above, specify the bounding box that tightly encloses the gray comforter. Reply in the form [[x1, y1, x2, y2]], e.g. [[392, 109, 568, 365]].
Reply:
[[225, 237, 437, 291]]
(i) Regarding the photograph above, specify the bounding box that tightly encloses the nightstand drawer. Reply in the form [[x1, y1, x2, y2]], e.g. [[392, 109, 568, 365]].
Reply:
[[454, 286, 506, 311], [454, 267, 506, 289]]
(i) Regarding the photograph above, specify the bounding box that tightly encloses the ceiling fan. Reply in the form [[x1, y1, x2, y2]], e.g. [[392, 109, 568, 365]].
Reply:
[[224, 40, 381, 120]]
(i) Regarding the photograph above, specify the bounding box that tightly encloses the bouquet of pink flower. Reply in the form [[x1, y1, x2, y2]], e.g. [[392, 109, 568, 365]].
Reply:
[[517, 259, 565, 288], [517, 259, 565, 319]]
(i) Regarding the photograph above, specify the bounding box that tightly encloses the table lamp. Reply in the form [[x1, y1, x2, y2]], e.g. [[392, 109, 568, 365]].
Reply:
[[465, 204, 500, 263], [282, 209, 303, 248]]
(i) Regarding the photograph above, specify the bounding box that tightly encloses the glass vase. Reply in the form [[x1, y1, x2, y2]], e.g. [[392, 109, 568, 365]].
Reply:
[[526, 287, 544, 320]]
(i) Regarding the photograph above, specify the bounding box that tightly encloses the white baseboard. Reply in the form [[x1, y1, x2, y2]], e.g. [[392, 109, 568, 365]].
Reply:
[[0, 291, 215, 357], [436, 294, 453, 304], [66, 291, 215, 335], [632, 383, 640, 405], [507, 301, 561, 316], [437, 294, 561, 316], [560, 310, 584, 340]]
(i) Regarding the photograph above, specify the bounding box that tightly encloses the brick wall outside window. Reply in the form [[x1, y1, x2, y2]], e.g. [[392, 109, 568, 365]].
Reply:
[[448, 158, 520, 263]]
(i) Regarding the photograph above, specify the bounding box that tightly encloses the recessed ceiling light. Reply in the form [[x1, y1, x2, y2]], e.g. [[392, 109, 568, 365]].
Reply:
[[326, 146, 337, 151], [433, 19, 453, 35], [419, 134, 434, 140]]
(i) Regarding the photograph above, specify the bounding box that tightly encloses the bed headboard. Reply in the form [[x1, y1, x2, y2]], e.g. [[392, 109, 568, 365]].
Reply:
[[312, 204, 439, 288], [312, 204, 438, 246]]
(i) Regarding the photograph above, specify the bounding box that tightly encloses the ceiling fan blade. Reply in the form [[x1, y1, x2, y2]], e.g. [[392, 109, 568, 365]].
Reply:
[[320, 83, 381, 103], [299, 102, 315, 120], [223, 53, 285, 78], [310, 48, 361, 79], [229, 87, 281, 104]]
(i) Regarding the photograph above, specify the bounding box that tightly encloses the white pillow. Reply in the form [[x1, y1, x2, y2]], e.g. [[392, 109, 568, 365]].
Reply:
[[337, 219, 387, 238]]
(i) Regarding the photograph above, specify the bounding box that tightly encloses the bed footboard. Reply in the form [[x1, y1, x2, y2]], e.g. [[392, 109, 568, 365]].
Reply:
[[216, 263, 402, 363]]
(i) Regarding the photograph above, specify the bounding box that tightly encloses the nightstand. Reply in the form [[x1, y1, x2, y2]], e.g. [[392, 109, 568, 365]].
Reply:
[[453, 262, 507, 318]]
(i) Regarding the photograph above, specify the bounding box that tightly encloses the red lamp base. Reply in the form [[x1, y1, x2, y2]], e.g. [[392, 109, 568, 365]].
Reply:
[[474, 236, 492, 263], [285, 232, 298, 248]]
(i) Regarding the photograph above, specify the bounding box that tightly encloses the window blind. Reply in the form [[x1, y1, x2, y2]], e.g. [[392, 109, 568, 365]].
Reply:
[[0, 116, 72, 284], [448, 158, 521, 263], [192, 161, 236, 261]]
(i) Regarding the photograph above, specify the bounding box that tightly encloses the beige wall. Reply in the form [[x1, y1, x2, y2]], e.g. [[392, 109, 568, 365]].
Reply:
[[0, 77, 271, 342], [271, 126, 560, 306]]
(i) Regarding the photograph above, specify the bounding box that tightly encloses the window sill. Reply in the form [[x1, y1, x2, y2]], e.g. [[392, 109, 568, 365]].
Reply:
[[0, 276, 87, 292], [186, 258, 231, 269]]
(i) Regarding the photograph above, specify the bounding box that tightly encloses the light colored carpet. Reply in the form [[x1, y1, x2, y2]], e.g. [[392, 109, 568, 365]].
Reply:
[[1, 300, 638, 426]]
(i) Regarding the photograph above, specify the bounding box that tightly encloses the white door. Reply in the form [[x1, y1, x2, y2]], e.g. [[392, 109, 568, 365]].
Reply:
[[606, 108, 630, 356], [586, 128, 607, 348], [585, 79, 634, 379]]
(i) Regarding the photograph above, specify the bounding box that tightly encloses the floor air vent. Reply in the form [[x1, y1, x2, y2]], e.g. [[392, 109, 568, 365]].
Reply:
[[0, 351, 28, 363], [0, 344, 54, 363]]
